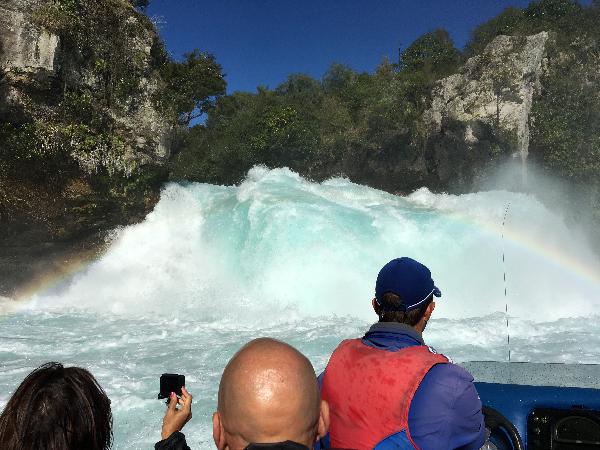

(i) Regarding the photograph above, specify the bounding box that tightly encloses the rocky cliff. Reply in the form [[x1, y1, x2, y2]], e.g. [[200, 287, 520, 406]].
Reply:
[[424, 32, 548, 190], [0, 0, 172, 297], [0, 0, 171, 167], [422, 27, 600, 249], [0, 0, 59, 72]]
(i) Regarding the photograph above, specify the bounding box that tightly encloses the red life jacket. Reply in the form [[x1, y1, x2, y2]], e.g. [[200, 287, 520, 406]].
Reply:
[[321, 339, 448, 450]]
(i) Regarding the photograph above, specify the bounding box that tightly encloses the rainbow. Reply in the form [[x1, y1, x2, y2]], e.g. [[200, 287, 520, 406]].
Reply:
[[430, 205, 600, 289], [1, 244, 106, 314]]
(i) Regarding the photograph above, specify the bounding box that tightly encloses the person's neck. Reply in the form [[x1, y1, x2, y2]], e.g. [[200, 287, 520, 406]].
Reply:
[[373, 321, 424, 342], [413, 322, 425, 334]]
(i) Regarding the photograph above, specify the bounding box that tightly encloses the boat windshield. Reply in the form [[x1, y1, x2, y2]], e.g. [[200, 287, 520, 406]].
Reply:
[[462, 361, 600, 389]]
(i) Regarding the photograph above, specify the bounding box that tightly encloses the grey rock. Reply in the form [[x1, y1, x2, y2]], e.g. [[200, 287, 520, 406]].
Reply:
[[0, 0, 171, 173], [425, 32, 549, 184], [0, 0, 59, 73]]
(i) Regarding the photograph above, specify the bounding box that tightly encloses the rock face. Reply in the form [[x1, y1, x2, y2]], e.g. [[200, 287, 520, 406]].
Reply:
[[0, 0, 59, 72], [0, 0, 172, 298], [0, 0, 171, 171], [424, 32, 549, 189], [0, 0, 59, 123]]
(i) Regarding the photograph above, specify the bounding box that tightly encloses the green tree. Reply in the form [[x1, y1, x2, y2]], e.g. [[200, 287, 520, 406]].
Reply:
[[466, 8, 525, 56], [129, 0, 149, 8], [275, 74, 323, 117], [466, 0, 584, 55], [322, 64, 358, 100], [531, 46, 600, 181], [399, 29, 461, 80], [160, 50, 226, 126], [276, 74, 322, 98], [524, 0, 580, 21], [322, 64, 379, 122], [33, 0, 160, 107]]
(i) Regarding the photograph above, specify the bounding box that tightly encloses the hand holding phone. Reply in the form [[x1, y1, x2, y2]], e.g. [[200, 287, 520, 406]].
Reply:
[[160, 386, 193, 440]]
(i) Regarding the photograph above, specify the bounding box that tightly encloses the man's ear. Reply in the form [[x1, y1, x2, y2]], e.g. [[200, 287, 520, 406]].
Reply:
[[316, 399, 330, 440], [212, 411, 226, 450], [372, 298, 381, 316], [415, 301, 436, 333], [426, 301, 435, 318], [422, 301, 435, 322]]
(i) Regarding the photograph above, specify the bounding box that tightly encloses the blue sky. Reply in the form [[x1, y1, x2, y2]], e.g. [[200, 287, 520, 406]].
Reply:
[[146, 1, 556, 94]]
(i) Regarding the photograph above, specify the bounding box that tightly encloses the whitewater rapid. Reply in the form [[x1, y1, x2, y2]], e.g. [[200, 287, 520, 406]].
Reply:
[[1, 166, 600, 449]]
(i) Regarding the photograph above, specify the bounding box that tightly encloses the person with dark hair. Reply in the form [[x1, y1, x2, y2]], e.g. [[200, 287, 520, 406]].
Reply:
[[155, 338, 330, 450], [318, 257, 485, 450], [0, 362, 112, 450]]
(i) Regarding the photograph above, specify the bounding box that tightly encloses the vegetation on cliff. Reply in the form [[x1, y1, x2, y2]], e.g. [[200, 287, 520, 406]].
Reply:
[[1, 0, 224, 180], [463, 0, 600, 223], [171, 3, 583, 177], [5, 0, 597, 209], [171, 29, 463, 193], [0, 0, 225, 217], [0, 0, 225, 295]]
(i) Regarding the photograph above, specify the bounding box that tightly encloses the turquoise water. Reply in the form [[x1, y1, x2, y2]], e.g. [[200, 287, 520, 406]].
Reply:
[[1, 166, 599, 449]]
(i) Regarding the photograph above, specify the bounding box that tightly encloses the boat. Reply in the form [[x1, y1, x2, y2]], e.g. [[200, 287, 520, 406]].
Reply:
[[462, 361, 600, 450]]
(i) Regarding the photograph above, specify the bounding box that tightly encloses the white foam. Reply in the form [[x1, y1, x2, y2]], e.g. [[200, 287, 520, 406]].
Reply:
[[22, 167, 600, 322]]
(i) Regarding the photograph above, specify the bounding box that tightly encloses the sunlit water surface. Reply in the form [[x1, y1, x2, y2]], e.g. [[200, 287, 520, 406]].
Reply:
[[1, 167, 600, 449]]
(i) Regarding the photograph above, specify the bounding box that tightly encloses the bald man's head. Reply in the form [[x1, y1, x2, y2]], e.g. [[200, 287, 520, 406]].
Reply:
[[212, 338, 329, 450]]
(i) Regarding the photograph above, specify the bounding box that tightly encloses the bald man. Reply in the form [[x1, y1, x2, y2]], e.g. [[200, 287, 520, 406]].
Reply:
[[155, 338, 330, 450], [213, 338, 330, 449]]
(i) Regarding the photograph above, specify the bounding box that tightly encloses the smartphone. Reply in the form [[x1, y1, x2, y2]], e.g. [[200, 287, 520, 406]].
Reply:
[[158, 373, 185, 399]]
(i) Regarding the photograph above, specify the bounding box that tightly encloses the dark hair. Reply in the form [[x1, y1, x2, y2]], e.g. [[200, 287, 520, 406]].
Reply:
[[0, 362, 112, 450], [377, 292, 433, 326]]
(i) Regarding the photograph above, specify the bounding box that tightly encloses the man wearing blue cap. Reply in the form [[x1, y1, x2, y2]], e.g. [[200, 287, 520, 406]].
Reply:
[[319, 257, 485, 450]]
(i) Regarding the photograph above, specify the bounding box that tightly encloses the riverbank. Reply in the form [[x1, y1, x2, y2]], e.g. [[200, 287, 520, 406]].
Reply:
[[0, 234, 106, 302], [0, 174, 159, 298]]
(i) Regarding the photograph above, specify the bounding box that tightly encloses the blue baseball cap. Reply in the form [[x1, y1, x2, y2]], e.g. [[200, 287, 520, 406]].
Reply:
[[375, 257, 441, 311]]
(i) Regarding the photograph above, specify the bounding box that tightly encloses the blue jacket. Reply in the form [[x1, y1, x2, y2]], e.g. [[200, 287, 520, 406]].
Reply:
[[318, 322, 485, 450]]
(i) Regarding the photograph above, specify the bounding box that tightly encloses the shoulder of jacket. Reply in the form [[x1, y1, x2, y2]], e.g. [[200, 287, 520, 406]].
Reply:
[[425, 359, 477, 387]]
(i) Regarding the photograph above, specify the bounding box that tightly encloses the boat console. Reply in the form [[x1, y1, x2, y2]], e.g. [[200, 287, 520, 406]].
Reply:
[[528, 407, 600, 449], [461, 362, 600, 450]]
